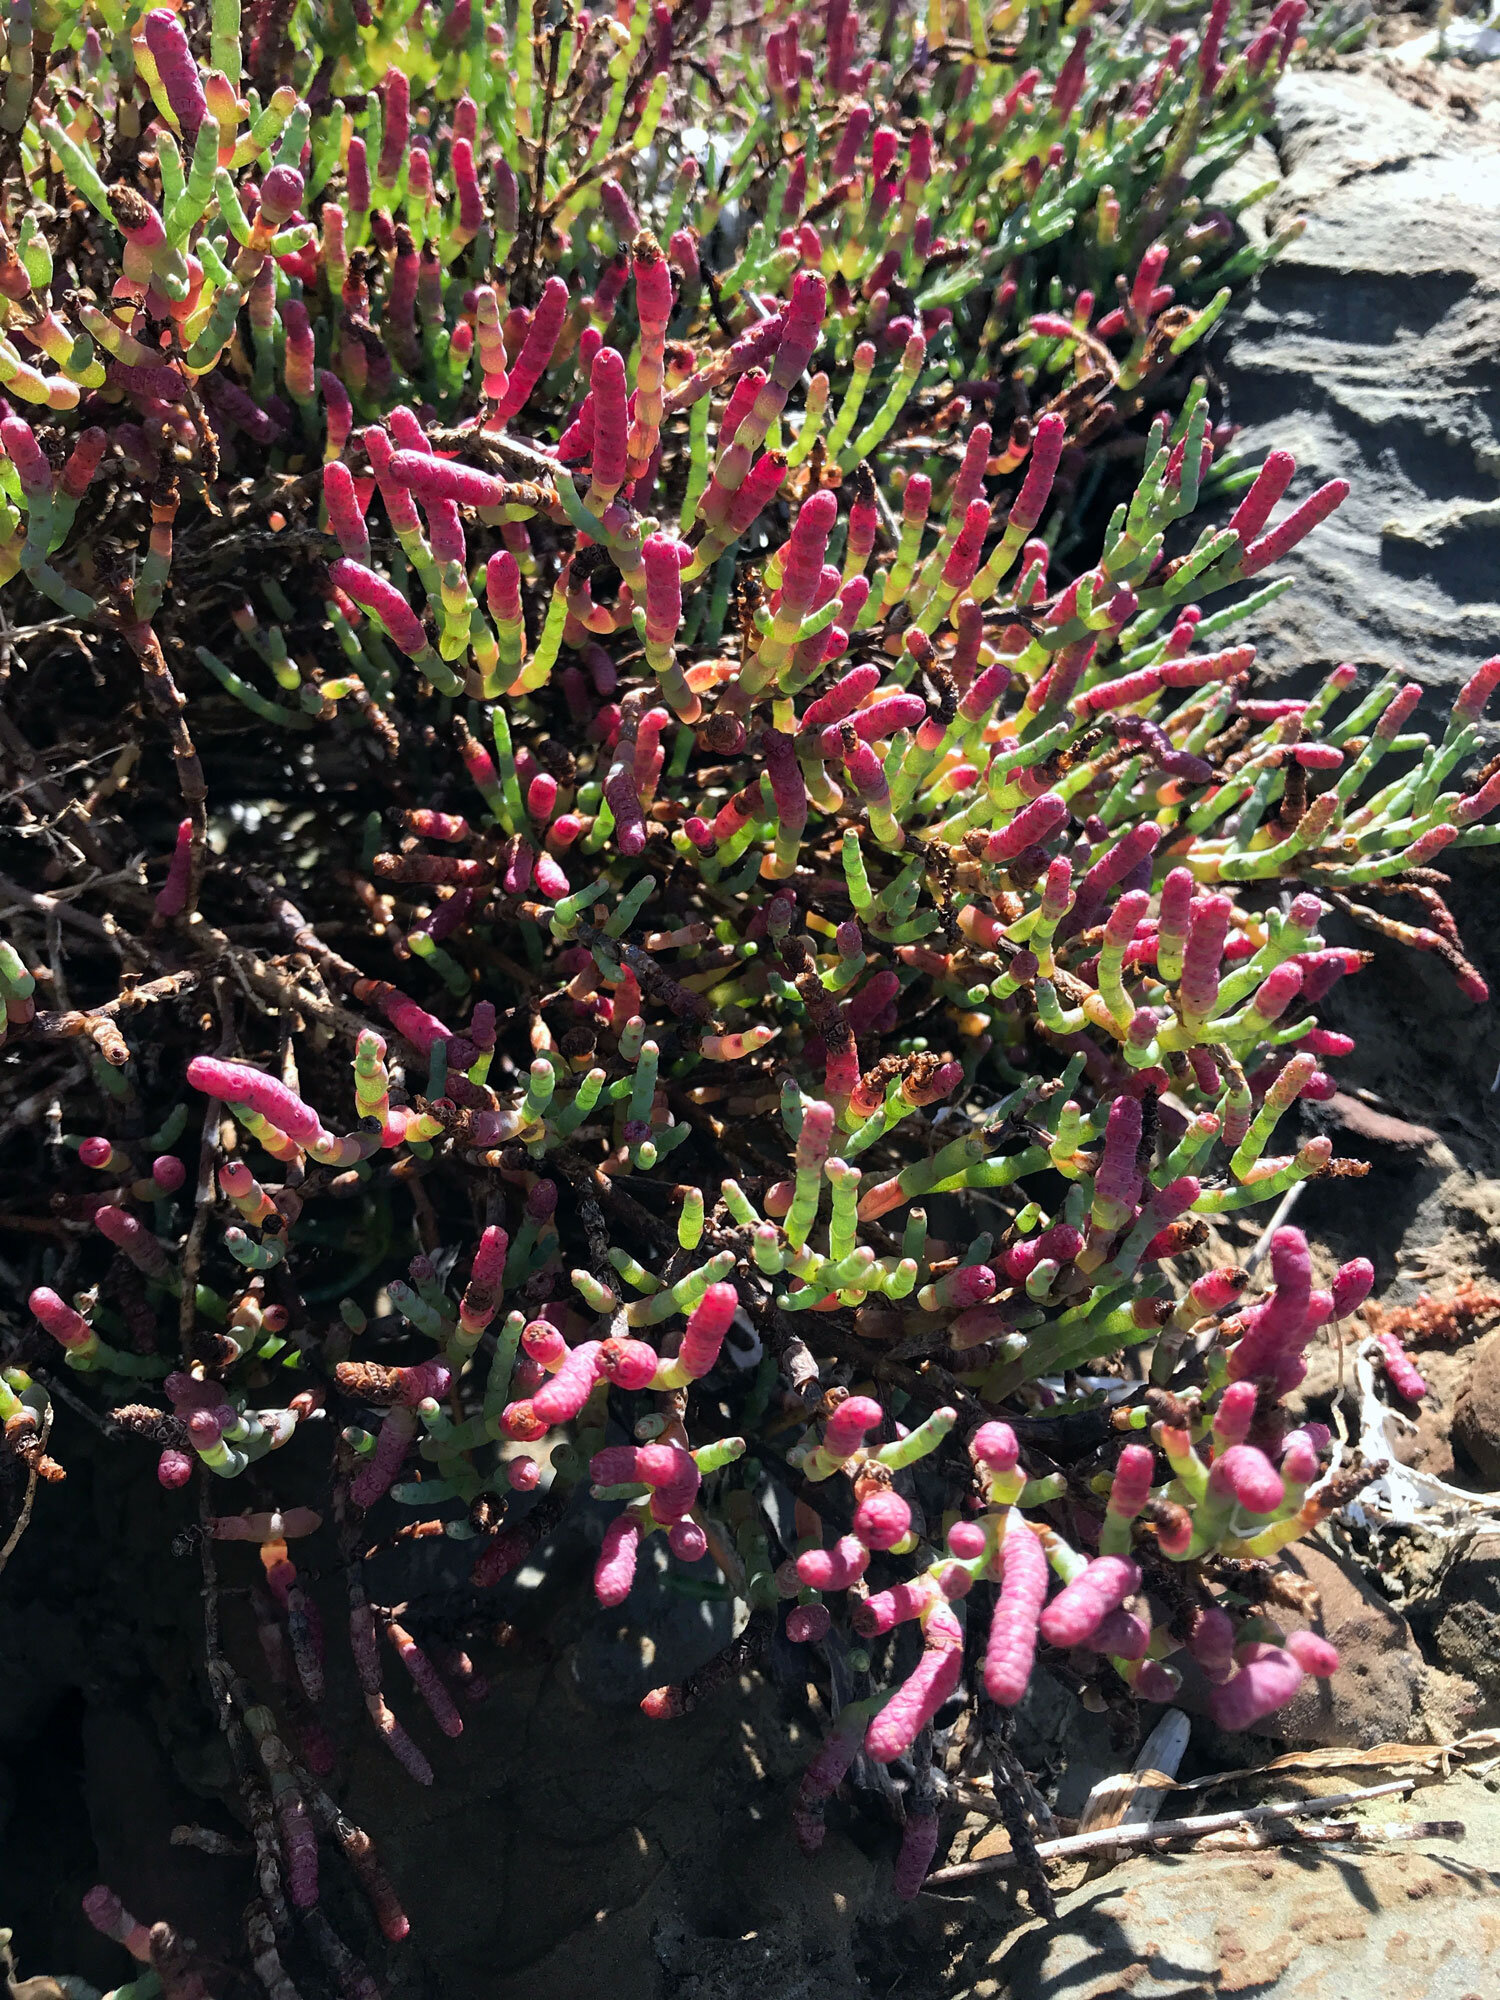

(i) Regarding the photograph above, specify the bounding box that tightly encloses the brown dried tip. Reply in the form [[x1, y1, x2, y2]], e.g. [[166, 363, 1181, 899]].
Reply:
[[558, 1024, 597, 1062], [108, 183, 153, 231], [1147, 1217, 1209, 1259], [1263, 1568, 1322, 1618], [1131, 1297, 1174, 1329], [856, 1052, 906, 1104], [1276, 759, 1308, 834], [698, 710, 745, 755], [109, 1404, 189, 1445], [1313, 1460, 1384, 1514], [0, 236, 30, 301], [1143, 1387, 1192, 1429], [3, 1413, 66, 1481], [1144, 1504, 1192, 1544], [335, 1361, 411, 1405], [848, 460, 877, 512]]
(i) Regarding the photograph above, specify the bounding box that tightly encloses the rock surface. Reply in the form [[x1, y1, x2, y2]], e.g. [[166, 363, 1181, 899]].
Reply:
[[1219, 62, 1500, 698], [1270, 1544, 1423, 1748], [969, 1771, 1500, 2000], [1453, 1328, 1500, 1483], [1433, 1535, 1500, 1700]]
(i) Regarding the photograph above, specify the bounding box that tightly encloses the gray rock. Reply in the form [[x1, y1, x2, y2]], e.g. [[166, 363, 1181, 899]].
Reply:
[[1269, 1542, 1424, 1748], [1217, 65, 1500, 697], [1453, 1329, 1500, 1483], [977, 1770, 1500, 2000], [1433, 1534, 1500, 1697]]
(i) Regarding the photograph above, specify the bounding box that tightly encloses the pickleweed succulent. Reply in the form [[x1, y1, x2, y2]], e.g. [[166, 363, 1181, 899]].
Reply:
[[0, 0, 1486, 1982]]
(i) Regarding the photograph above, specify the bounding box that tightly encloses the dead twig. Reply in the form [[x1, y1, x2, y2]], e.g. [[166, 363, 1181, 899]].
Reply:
[[0, 1400, 53, 1578], [925, 1778, 1418, 1886]]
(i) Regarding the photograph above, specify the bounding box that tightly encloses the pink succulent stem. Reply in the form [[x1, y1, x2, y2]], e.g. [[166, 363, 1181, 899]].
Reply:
[[677, 1282, 736, 1377], [941, 498, 992, 591], [30, 1285, 97, 1353], [641, 532, 684, 645], [143, 9, 207, 142], [367, 1692, 434, 1784], [850, 693, 927, 741], [1207, 1443, 1285, 1516], [1228, 449, 1295, 545], [853, 1485, 911, 1550], [1375, 1331, 1427, 1403], [1188, 1605, 1236, 1682], [1211, 1381, 1257, 1450], [603, 733, 648, 856], [1053, 26, 1093, 119], [1455, 655, 1500, 725], [82, 1887, 152, 1959], [780, 489, 840, 616], [1006, 413, 1066, 537], [1086, 1607, 1150, 1659], [1330, 1258, 1374, 1319], [586, 345, 629, 502], [186, 1056, 327, 1146], [1106, 1443, 1155, 1523], [1092, 1094, 1143, 1231], [594, 1513, 641, 1606], [856, 1577, 939, 1636], [959, 658, 1012, 726], [0, 416, 50, 494], [95, 1202, 171, 1277], [1039, 1555, 1140, 1648], [1210, 1642, 1304, 1728], [796, 1535, 870, 1591], [822, 1394, 884, 1460], [329, 558, 428, 657], [323, 461, 371, 562], [60, 428, 107, 498], [1285, 1629, 1339, 1677], [375, 67, 410, 185], [893, 1809, 940, 1900], [763, 726, 808, 831], [389, 450, 507, 507], [802, 665, 880, 732], [794, 1701, 867, 1854], [529, 1340, 604, 1425], [1241, 479, 1349, 575], [984, 1511, 1048, 1705], [351, 1405, 418, 1509], [495, 277, 569, 421], [1179, 894, 1232, 1017], [865, 1603, 963, 1763], [387, 1620, 464, 1736], [1228, 1225, 1314, 1388], [988, 792, 1068, 862], [154, 817, 194, 918]]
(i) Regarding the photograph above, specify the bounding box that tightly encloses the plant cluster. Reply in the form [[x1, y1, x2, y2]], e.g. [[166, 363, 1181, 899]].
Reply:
[[1, 0, 1495, 1987]]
